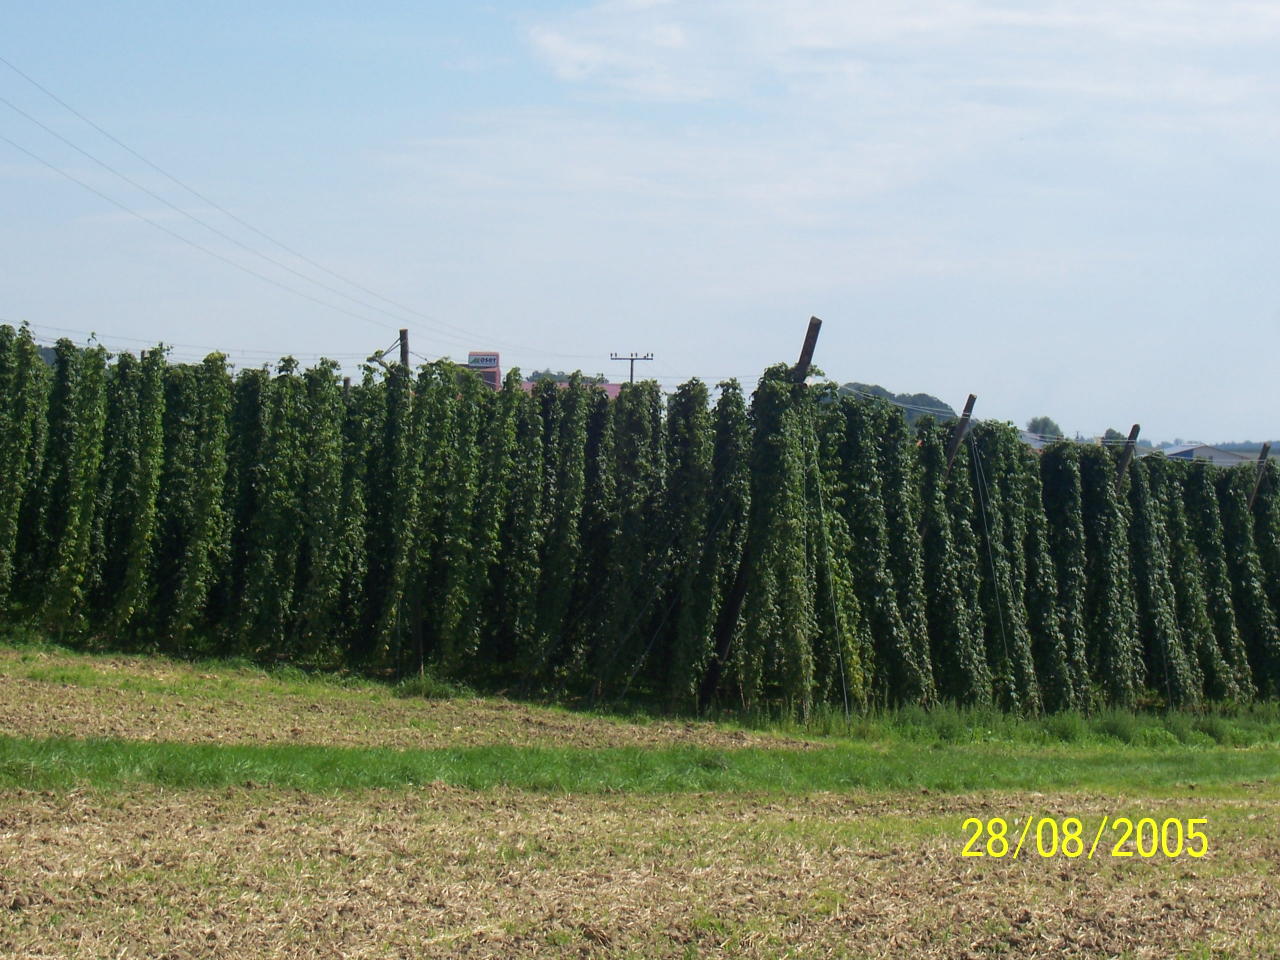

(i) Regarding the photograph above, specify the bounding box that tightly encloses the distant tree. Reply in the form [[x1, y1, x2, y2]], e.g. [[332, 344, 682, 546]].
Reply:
[[528, 369, 607, 385], [1103, 428, 1126, 443], [1026, 416, 1063, 438], [837, 383, 954, 426]]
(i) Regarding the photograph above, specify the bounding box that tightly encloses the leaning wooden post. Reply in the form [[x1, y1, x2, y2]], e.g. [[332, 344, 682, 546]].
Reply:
[[399, 329, 410, 368], [697, 317, 822, 713], [1248, 442, 1273, 510], [1115, 424, 1141, 490], [942, 394, 978, 479], [792, 315, 822, 382]]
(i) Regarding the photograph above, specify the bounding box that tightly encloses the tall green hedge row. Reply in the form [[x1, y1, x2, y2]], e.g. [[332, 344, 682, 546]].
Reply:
[[2, 325, 1278, 715]]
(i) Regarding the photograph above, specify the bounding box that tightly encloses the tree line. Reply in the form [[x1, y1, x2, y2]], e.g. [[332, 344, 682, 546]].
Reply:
[[2, 323, 1278, 715]]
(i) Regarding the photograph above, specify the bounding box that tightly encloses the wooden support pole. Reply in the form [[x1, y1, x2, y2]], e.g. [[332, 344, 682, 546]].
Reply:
[[792, 316, 822, 382], [698, 316, 822, 713], [399, 328, 410, 368], [1248, 442, 1272, 510], [342, 375, 351, 399], [942, 394, 977, 479], [696, 559, 750, 713], [1115, 423, 1141, 489]]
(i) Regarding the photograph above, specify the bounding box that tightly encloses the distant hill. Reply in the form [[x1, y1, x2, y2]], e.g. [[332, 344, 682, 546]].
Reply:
[[838, 382, 956, 424], [38, 345, 56, 366]]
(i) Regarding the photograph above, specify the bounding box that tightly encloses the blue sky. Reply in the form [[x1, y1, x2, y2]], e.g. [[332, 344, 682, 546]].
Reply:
[[2, 1, 1277, 441]]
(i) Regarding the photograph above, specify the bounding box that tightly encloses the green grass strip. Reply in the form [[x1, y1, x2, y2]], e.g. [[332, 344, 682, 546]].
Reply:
[[1, 735, 1277, 794]]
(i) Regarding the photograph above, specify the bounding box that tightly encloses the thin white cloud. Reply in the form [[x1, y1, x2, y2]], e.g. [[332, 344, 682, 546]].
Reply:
[[493, 3, 1280, 436], [528, 0, 1280, 112], [528, 27, 611, 82]]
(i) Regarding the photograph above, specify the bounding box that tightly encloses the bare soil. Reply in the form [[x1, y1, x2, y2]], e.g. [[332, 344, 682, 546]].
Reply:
[[2, 785, 1278, 958]]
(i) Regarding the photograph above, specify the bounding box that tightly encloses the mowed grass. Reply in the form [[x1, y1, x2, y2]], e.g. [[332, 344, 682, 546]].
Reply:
[[749, 696, 1280, 748], [2, 734, 1278, 795], [7, 634, 1280, 751], [0, 638, 803, 751], [2, 636, 1280, 798]]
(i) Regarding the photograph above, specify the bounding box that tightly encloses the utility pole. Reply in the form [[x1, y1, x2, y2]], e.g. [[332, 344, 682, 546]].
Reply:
[[1248, 442, 1273, 510], [610, 352, 653, 383], [698, 316, 822, 714], [943, 394, 978, 479], [342, 375, 351, 399], [367, 331, 407, 371], [1115, 423, 1141, 490]]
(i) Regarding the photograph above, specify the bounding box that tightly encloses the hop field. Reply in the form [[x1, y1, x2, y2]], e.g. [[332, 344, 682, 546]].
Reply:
[[6, 329, 1280, 719]]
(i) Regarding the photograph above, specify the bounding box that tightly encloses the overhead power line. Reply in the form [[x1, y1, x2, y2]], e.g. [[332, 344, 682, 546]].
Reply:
[[0, 53, 600, 362], [0, 93, 424, 329], [22, 330, 371, 365], [19, 320, 366, 358], [0, 131, 401, 333]]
